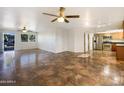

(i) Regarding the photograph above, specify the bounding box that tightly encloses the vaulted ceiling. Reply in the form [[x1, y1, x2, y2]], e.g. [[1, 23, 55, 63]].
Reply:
[[0, 7, 124, 32]]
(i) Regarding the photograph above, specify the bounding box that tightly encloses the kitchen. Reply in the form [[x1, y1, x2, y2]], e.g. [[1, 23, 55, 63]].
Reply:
[[94, 23, 124, 61]]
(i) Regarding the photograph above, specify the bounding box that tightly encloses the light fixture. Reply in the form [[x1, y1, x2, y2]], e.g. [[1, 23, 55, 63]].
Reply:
[[57, 17, 64, 22], [22, 27, 27, 32]]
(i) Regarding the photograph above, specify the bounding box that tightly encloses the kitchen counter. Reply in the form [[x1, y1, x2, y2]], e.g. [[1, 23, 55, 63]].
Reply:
[[116, 44, 124, 46], [103, 40, 124, 51], [103, 40, 124, 44]]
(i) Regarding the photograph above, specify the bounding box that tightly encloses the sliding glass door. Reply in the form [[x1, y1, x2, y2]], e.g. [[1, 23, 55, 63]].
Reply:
[[4, 33, 15, 51], [0, 32, 3, 53]]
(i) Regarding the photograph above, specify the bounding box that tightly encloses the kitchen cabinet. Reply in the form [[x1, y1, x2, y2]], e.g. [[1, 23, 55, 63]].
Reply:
[[116, 44, 124, 61], [112, 44, 116, 51], [112, 32, 123, 39]]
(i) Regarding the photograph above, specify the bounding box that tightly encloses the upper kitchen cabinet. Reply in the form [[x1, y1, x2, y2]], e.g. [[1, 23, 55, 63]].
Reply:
[[111, 32, 123, 40]]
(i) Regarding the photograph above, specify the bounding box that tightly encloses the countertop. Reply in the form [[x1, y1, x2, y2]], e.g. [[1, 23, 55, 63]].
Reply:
[[103, 40, 124, 44], [116, 44, 124, 47]]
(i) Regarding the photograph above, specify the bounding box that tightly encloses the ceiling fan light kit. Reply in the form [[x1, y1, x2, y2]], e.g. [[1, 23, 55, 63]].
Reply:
[[17, 27, 27, 32], [57, 17, 64, 22], [42, 7, 80, 23], [22, 27, 27, 32], [22, 29, 27, 32]]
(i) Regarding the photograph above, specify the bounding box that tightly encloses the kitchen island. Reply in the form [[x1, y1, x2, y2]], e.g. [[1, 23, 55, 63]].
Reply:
[[103, 40, 124, 51], [103, 40, 124, 61], [116, 44, 124, 61]]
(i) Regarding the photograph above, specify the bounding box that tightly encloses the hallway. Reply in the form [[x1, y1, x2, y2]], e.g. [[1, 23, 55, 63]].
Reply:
[[0, 49, 124, 85]]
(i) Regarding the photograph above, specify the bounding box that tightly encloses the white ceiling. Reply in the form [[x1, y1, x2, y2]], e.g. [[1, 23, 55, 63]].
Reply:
[[0, 7, 124, 32]]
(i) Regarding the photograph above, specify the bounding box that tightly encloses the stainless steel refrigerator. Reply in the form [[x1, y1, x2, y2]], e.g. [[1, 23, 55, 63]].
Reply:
[[93, 34, 103, 50]]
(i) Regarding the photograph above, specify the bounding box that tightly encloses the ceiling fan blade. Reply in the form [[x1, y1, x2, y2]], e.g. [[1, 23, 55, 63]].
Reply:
[[66, 15, 80, 18], [17, 30, 21, 31], [51, 18, 58, 22], [28, 30, 33, 32], [64, 19, 69, 23], [42, 13, 59, 17]]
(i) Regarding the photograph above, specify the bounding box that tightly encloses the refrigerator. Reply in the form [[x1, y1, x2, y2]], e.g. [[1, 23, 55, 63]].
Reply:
[[93, 34, 103, 50]]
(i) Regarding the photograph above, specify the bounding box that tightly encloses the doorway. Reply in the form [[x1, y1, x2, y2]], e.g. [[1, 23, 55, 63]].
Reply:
[[4, 33, 15, 51]]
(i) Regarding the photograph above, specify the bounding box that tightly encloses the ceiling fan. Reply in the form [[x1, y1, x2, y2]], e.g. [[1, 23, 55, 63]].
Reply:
[[42, 7, 80, 23], [18, 27, 32, 32]]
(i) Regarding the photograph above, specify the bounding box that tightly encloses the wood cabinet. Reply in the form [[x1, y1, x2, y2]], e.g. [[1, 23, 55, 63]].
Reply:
[[116, 45, 124, 61], [111, 32, 123, 40], [112, 44, 116, 51]]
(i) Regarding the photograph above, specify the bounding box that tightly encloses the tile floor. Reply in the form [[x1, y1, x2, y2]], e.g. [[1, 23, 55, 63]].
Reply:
[[0, 49, 124, 86]]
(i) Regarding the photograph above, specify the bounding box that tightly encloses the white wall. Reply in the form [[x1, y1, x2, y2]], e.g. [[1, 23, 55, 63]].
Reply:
[[68, 29, 94, 53], [0, 29, 38, 51], [38, 26, 72, 53], [67, 30, 75, 52], [85, 33, 89, 52], [37, 27, 94, 53], [38, 27, 56, 53], [55, 28, 69, 52], [15, 32, 38, 50], [38, 26, 77, 53], [89, 33, 94, 50], [73, 30, 85, 52], [0, 27, 94, 53]]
